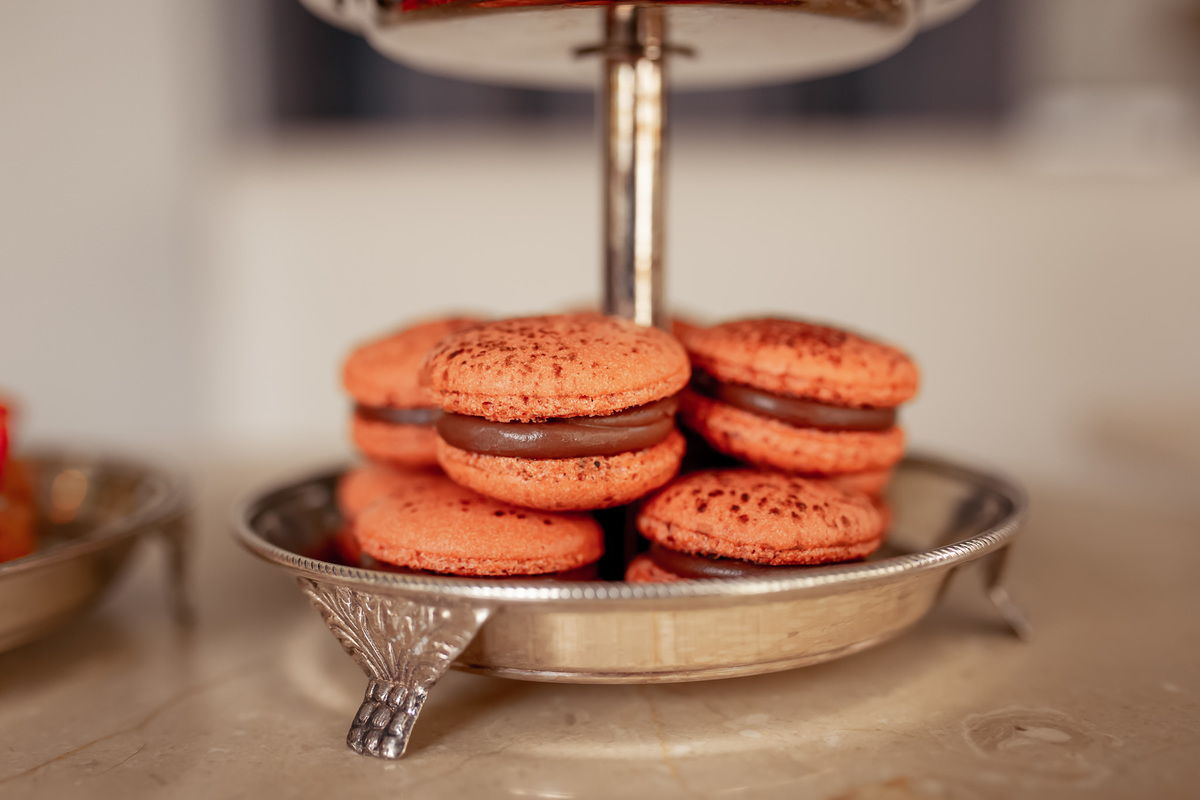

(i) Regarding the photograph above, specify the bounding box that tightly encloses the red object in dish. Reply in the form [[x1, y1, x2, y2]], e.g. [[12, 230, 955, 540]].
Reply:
[[0, 398, 36, 563], [0, 403, 8, 487]]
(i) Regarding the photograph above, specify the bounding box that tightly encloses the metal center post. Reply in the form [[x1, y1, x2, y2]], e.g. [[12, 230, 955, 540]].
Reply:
[[600, 4, 668, 329]]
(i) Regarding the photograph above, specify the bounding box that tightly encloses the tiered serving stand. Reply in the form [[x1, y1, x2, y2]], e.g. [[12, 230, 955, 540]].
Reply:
[[235, 0, 1029, 760]]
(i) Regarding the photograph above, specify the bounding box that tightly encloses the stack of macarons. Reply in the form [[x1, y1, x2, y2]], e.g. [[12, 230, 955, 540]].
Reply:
[[336, 311, 916, 582], [624, 316, 918, 581], [625, 469, 888, 582], [342, 317, 482, 468], [338, 315, 601, 579], [0, 400, 35, 564], [336, 312, 691, 579], [676, 318, 919, 496], [422, 313, 690, 512]]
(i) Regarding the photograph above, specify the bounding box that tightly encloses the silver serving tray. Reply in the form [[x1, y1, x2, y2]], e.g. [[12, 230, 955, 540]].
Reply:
[[236, 453, 1026, 759], [0, 450, 190, 654]]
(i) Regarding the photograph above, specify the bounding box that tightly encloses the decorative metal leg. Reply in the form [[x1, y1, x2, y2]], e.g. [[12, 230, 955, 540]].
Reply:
[[159, 513, 194, 627], [983, 545, 1033, 641], [299, 579, 493, 758]]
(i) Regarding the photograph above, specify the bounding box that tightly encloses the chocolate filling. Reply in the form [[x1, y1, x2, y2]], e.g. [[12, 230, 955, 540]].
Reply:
[[647, 544, 785, 579], [355, 404, 441, 427], [437, 396, 679, 459], [691, 371, 895, 432]]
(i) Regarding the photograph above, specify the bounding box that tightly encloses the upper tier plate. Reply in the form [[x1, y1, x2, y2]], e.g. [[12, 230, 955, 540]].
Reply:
[[298, 0, 978, 90]]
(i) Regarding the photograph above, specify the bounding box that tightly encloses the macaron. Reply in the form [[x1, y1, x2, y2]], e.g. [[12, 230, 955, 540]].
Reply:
[[677, 318, 918, 482], [355, 472, 604, 576], [333, 462, 447, 565], [424, 313, 690, 511], [343, 317, 482, 467], [625, 552, 682, 583], [336, 462, 446, 520], [809, 467, 893, 498], [629, 469, 886, 580]]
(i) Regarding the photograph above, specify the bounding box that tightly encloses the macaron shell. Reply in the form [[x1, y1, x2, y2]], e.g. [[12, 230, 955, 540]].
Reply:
[[355, 477, 604, 576], [624, 554, 682, 583], [336, 462, 447, 520], [680, 390, 904, 474], [343, 317, 482, 409], [680, 318, 918, 409], [872, 498, 893, 533], [436, 429, 686, 511], [818, 468, 894, 497], [424, 313, 690, 422], [670, 315, 704, 342], [352, 414, 441, 468], [637, 469, 885, 566]]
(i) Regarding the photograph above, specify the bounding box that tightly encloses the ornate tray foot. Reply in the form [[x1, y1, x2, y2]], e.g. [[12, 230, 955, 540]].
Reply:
[[158, 512, 194, 627], [350, 677, 429, 758], [298, 579, 493, 759], [984, 546, 1032, 641]]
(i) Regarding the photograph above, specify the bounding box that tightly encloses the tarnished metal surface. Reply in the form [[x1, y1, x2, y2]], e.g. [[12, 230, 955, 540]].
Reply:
[[0, 451, 189, 653]]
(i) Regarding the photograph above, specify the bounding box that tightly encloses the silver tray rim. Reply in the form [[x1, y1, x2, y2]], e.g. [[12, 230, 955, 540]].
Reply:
[[0, 447, 189, 580], [234, 451, 1026, 604]]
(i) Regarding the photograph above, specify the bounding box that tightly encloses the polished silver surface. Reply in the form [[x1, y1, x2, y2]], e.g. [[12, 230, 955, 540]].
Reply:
[[0, 450, 190, 654], [599, 4, 667, 329], [300, 580, 493, 758], [295, 0, 979, 90], [237, 453, 1026, 758]]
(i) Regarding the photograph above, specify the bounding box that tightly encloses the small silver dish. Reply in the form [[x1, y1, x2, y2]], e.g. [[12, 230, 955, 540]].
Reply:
[[0, 450, 190, 654], [236, 453, 1027, 759]]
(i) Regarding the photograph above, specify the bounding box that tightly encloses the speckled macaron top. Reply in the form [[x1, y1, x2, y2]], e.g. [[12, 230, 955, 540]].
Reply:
[[343, 317, 482, 409], [335, 463, 446, 520], [355, 473, 605, 576], [637, 469, 885, 565], [423, 313, 691, 422], [678, 318, 918, 409]]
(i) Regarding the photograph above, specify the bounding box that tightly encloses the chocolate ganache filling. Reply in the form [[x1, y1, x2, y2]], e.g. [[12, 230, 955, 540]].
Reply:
[[437, 396, 679, 459], [647, 544, 785, 579], [691, 371, 895, 432], [355, 404, 441, 427]]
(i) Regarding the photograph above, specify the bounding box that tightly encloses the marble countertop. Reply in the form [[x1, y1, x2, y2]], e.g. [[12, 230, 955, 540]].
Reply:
[[1, 460, 1197, 799]]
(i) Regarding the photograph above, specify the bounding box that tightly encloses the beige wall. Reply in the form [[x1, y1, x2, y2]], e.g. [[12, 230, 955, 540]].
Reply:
[[0, 0, 216, 459]]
